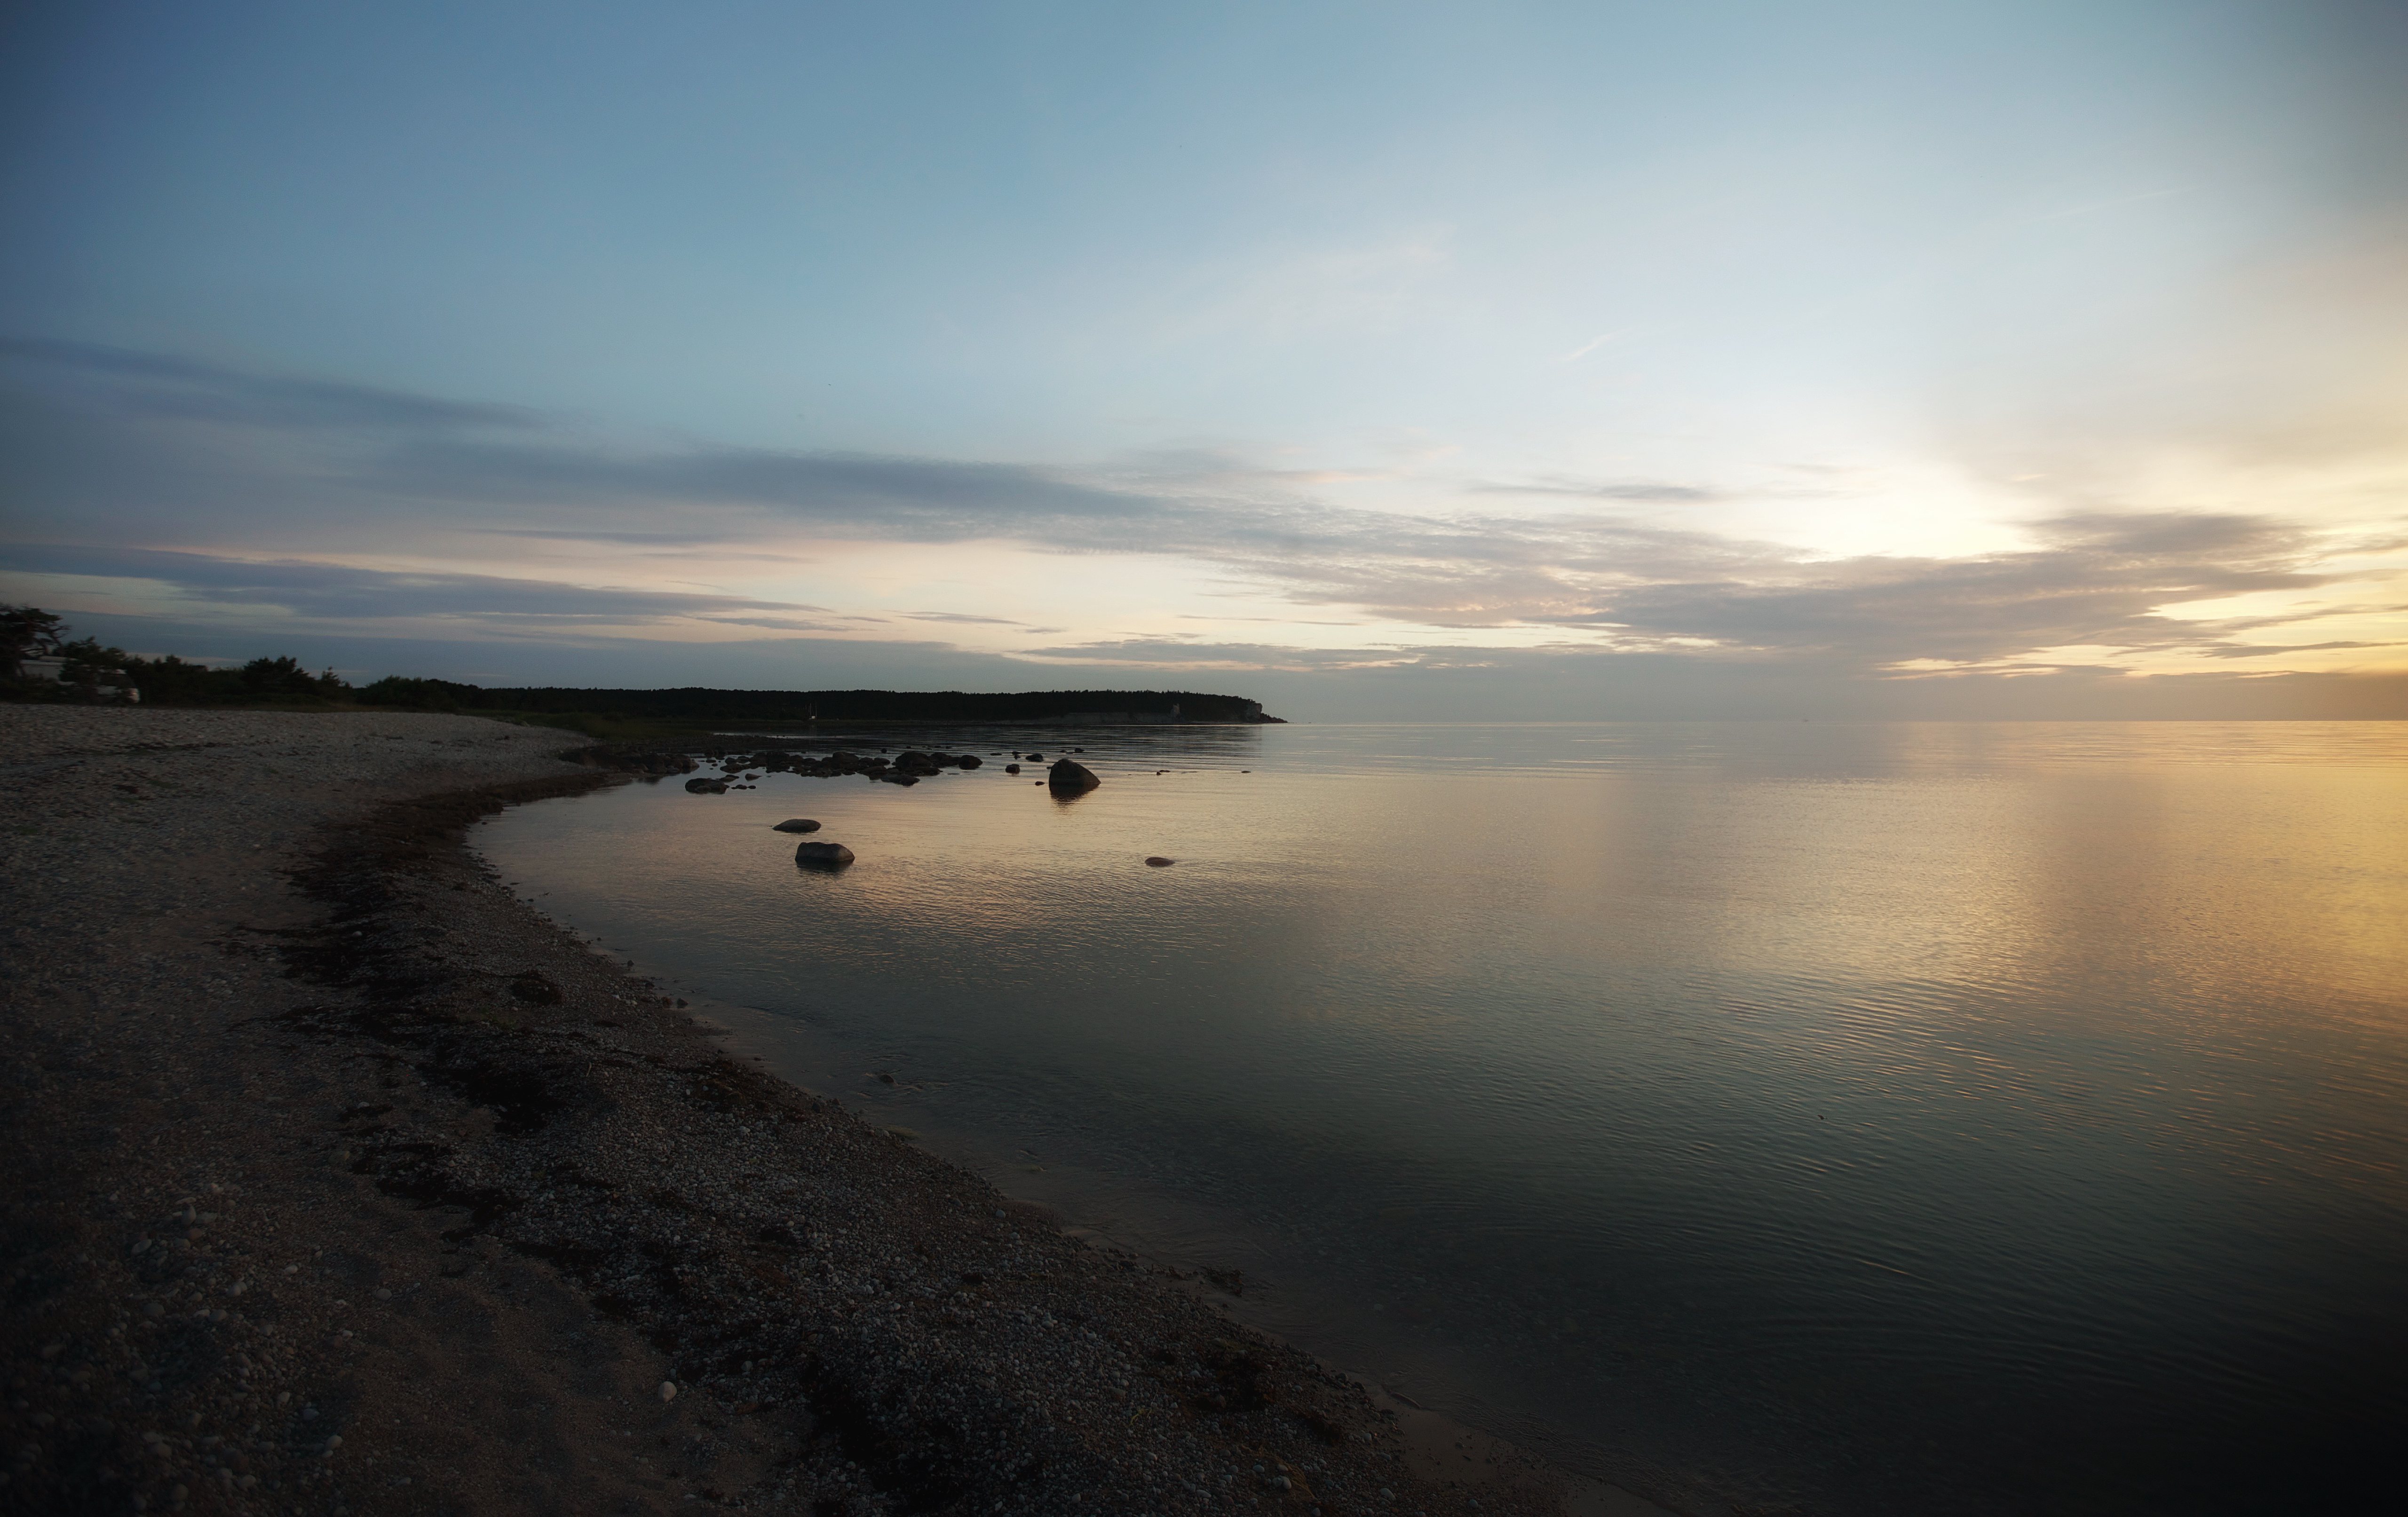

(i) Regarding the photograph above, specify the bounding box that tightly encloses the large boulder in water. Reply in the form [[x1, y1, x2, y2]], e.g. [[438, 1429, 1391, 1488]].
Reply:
[[772, 818, 821, 833], [955, 754, 982, 769], [684, 776, 729, 794], [795, 840, 855, 868], [1047, 758, 1101, 793]]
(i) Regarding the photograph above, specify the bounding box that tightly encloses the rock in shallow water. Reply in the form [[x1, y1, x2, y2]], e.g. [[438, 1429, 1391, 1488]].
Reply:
[[772, 818, 821, 833], [795, 840, 855, 868], [684, 777, 728, 794], [1047, 758, 1100, 793], [1145, 856, 1175, 867]]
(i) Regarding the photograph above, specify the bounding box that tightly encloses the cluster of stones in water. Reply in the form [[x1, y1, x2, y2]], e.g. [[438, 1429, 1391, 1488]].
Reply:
[[676, 750, 1135, 868], [684, 748, 988, 791]]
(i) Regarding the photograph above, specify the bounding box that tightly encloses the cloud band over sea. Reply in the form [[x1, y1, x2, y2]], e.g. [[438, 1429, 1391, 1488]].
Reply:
[[3, 338, 2402, 717]]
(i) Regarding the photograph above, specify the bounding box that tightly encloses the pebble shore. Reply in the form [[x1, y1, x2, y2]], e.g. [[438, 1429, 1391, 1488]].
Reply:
[[1, 708, 1581, 1516]]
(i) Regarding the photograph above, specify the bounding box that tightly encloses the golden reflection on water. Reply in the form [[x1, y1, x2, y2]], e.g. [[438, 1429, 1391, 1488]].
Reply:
[[479, 723, 2408, 1517]]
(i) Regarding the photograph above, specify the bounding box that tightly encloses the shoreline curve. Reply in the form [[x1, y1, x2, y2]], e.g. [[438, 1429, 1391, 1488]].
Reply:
[[0, 706, 1659, 1516]]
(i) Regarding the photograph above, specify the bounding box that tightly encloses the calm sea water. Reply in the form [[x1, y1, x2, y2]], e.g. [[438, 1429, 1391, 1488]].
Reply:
[[475, 722, 2408, 1516]]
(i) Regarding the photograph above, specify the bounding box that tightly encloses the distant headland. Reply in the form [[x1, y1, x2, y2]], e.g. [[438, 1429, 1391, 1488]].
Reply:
[[4, 605, 1285, 735], [355, 679, 1283, 728]]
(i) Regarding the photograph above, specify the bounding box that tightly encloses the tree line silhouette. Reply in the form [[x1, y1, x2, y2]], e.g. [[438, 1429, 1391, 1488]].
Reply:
[[2, 606, 1276, 723]]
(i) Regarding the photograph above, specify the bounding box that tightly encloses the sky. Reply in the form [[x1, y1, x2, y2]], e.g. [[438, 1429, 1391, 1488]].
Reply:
[[3, 0, 2404, 718]]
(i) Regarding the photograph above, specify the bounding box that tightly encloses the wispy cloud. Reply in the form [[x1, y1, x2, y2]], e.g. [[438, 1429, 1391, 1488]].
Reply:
[[1014, 638, 1432, 673], [3, 340, 2400, 682], [1558, 331, 1618, 363], [1178, 614, 1369, 626], [0, 544, 836, 627], [1512, 513, 2329, 658], [1465, 477, 1722, 503], [0, 336, 539, 434]]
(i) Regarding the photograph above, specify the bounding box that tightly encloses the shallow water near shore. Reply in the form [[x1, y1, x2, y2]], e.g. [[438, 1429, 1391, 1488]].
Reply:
[[475, 721, 2408, 1515]]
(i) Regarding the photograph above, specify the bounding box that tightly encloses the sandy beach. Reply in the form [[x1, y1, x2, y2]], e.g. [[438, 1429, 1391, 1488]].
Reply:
[[0, 707, 1593, 1516]]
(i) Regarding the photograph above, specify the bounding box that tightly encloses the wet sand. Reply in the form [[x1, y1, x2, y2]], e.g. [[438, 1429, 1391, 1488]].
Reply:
[[1, 707, 1622, 1515]]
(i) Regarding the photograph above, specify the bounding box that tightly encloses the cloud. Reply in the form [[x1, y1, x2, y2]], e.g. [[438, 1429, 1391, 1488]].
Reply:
[[0, 338, 1180, 550], [902, 611, 1033, 626], [2191, 639, 2398, 659], [0, 336, 538, 434], [1179, 614, 1368, 626], [1522, 511, 2331, 664], [1466, 477, 1722, 502], [3, 339, 2401, 685], [0, 544, 836, 627], [1014, 638, 1433, 673], [472, 527, 757, 546], [370, 439, 1160, 540]]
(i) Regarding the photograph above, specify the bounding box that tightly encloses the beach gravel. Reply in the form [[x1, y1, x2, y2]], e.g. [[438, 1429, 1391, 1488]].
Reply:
[[1, 707, 1575, 1516]]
